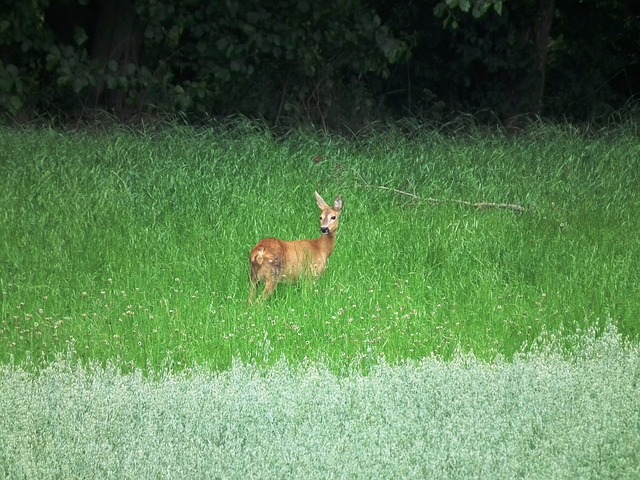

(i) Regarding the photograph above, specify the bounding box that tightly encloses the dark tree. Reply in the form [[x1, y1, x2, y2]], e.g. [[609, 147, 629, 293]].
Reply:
[[45, 0, 141, 112]]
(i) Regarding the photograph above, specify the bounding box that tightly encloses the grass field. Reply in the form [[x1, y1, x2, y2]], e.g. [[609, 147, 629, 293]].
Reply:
[[1, 121, 639, 477], [1, 121, 638, 370]]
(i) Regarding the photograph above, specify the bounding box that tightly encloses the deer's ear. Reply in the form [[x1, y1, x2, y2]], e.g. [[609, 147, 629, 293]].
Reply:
[[334, 196, 343, 210], [315, 191, 329, 209]]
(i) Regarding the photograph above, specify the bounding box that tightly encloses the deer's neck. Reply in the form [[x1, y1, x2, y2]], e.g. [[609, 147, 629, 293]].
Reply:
[[316, 232, 337, 255]]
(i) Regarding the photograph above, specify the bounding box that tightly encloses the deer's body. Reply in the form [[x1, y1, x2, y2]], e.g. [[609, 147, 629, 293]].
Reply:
[[249, 192, 343, 303]]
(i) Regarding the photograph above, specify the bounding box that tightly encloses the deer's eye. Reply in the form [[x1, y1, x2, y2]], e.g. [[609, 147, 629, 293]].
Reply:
[[331, 216, 336, 220]]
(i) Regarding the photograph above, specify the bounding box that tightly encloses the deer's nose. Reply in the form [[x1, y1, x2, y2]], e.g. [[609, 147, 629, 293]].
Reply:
[[320, 226, 330, 234]]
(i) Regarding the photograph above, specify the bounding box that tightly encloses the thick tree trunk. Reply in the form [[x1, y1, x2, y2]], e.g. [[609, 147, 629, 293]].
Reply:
[[91, 0, 141, 114], [46, 0, 141, 116], [504, 0, 555, 126], [530, 0, 555, 113]]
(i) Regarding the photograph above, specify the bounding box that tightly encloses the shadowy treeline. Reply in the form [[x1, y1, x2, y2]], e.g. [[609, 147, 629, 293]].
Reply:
[[1, 0, 639, 130]]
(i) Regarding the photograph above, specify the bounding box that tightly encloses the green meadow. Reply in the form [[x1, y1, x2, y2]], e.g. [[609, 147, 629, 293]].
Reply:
[[2, 121, 638, 369], [1, 121, 639, 477]]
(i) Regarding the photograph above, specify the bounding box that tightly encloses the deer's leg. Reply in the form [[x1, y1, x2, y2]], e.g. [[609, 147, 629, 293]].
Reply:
[[260, 276, 278, 301], [249, 265, 262, 305], [249, 278, 258, 304]]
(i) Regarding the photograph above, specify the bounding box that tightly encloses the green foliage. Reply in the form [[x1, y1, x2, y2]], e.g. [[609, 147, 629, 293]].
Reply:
[[135, 0, 410, 126], [545, 0, 640, 121], [386, 0, 546, 121], [0, 61, 24, 115], [1, 0, 638, 125], [0, 0, 410, 126], [0, 0, 52, 116], [434, 0, 503, 28]]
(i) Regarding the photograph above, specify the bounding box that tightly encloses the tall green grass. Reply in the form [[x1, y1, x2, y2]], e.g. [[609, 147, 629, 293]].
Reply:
[[1, 121, 639, 370]]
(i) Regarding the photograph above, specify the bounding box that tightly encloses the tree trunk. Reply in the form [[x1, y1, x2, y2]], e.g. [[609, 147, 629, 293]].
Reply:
[[91, 0, 141, 115], [531, 0, 555, 113], [504, 0, 555, 127]]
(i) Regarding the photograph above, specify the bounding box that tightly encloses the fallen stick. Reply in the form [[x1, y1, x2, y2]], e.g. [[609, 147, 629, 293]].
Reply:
[[372, 185, 526, 213]]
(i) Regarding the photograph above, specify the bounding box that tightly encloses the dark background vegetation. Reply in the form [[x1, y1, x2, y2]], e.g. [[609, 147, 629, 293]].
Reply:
[[1, 0, 638, 130]]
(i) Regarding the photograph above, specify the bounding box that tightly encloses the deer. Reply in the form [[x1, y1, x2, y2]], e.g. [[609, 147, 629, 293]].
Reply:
[[249, 191, 344, 303]]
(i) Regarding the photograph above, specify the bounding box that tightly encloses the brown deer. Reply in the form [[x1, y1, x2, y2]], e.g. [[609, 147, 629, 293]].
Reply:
[[249, 192, 344, 303]]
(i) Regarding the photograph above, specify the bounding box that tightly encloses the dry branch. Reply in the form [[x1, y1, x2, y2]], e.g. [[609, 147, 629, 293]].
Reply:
[[370, 185, 525, 213]]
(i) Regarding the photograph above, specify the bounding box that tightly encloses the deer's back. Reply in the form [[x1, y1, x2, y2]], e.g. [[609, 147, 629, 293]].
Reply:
[[250, 237, 331, 281]]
